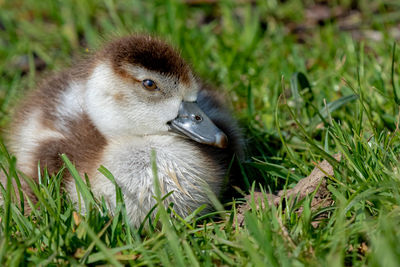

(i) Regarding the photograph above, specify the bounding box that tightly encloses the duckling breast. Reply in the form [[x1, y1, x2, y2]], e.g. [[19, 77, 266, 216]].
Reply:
[[84, 135, 225, 227]]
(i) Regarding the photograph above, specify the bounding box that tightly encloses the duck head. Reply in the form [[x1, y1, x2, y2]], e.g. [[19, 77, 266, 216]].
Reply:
[[85, 35, 227, 148]]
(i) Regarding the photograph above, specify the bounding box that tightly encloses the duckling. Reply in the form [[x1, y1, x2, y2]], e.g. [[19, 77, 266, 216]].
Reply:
[[5, 35, 243, 226]]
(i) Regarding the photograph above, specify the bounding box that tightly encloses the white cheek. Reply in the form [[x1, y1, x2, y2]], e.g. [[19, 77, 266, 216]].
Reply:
[[86, 63, 182, 137], [133, 97, 181, 133], [161, 97, 182, 121]]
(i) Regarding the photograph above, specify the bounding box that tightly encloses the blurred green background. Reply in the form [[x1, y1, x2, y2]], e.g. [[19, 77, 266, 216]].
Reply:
[[1, 1, 400, 265]]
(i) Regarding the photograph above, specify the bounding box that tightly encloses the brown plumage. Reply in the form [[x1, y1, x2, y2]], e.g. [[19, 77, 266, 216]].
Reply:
[[103, 35, 191, 84], [4, 34, 244, 226]]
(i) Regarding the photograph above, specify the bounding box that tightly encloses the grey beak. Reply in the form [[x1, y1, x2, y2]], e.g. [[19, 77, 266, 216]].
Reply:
[[168, 102, 228, 149]]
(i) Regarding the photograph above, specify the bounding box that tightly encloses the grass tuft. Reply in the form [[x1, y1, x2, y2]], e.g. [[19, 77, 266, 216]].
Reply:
[[1, 0, 400, 265]]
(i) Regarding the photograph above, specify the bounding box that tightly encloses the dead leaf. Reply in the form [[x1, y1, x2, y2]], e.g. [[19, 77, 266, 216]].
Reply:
[[235, 154, 341, 227], [305, 5, 332, 23], [73, 211, 81, 226], [358, 242, 369, 255]]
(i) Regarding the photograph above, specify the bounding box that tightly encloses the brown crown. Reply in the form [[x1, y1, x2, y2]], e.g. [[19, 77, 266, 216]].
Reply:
[[102, 35, 190, 83]]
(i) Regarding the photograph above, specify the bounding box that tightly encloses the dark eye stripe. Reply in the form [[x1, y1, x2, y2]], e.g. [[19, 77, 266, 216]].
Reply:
[[142, 79, 158, 91]]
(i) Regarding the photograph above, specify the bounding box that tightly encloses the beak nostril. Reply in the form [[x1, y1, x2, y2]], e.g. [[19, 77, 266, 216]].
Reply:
[[170, 101, 228, 148], [194, 115, 202, 121]]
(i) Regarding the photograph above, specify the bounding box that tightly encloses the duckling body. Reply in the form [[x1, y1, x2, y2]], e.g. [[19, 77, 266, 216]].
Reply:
[[6, 35, 243, 226]]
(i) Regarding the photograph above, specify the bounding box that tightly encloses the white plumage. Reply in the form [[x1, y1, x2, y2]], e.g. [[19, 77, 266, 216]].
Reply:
[[4, 35, 243, 227]]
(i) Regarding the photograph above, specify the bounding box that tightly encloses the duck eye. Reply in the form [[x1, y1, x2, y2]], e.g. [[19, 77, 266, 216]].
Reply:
[[142, 79, 158, 91]]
